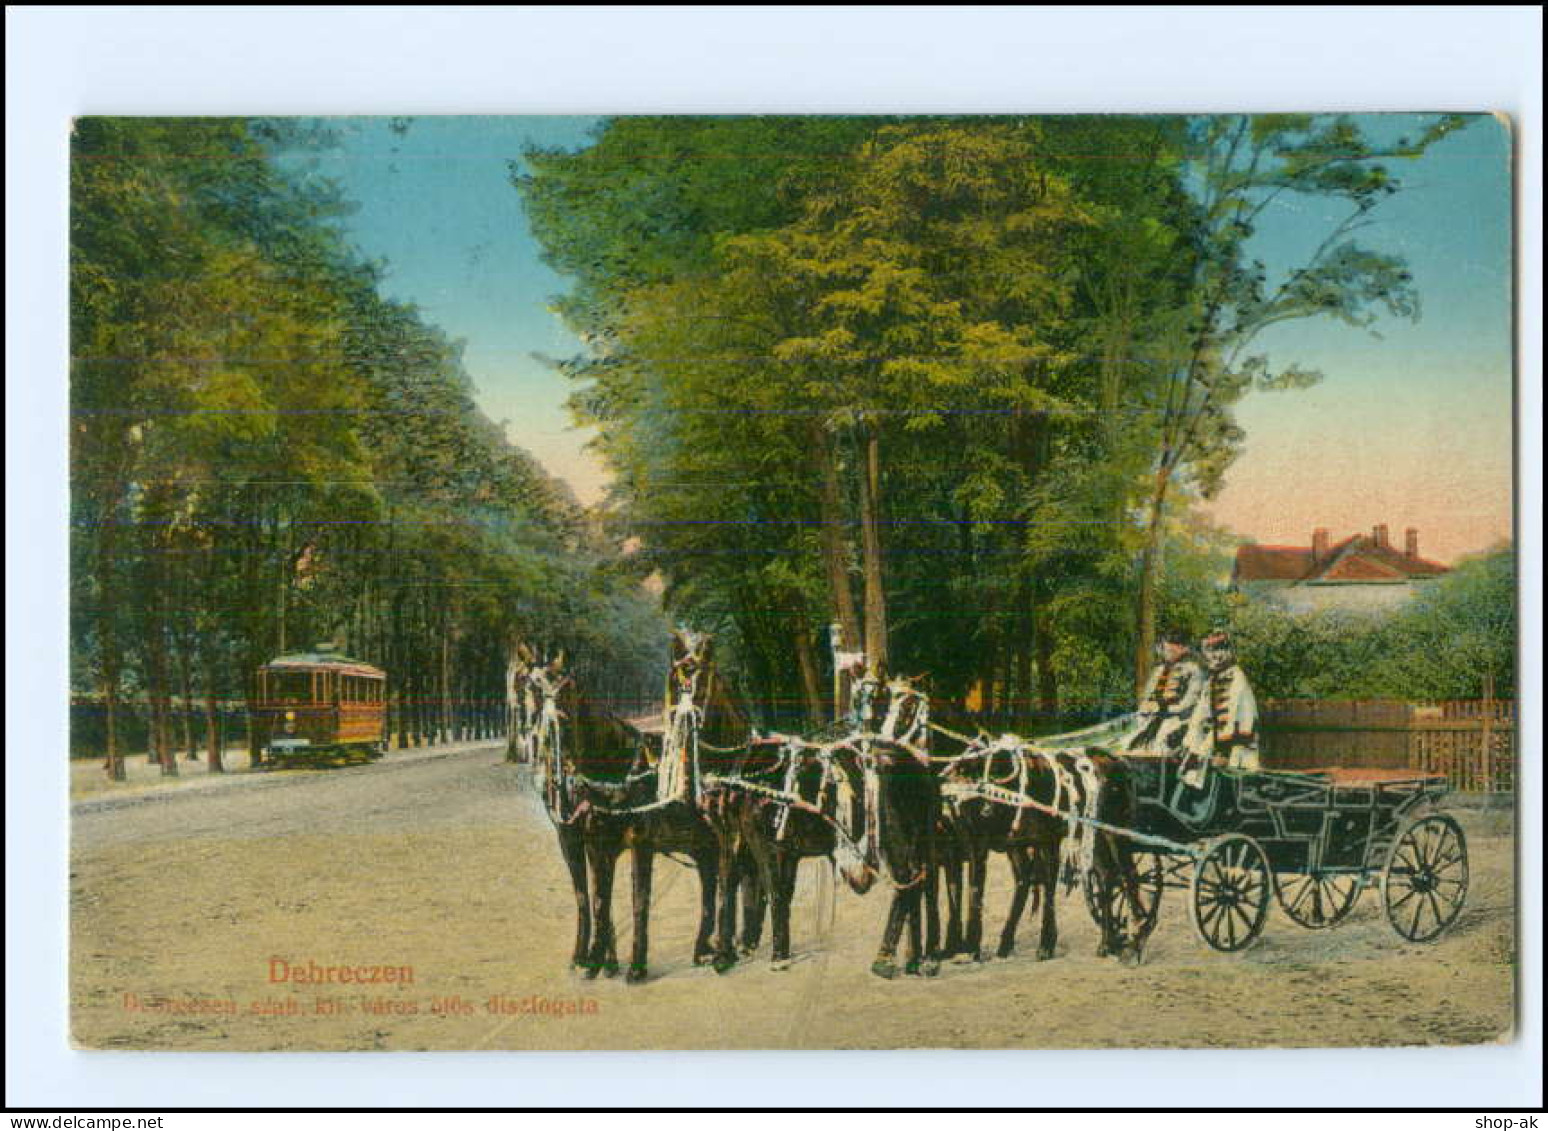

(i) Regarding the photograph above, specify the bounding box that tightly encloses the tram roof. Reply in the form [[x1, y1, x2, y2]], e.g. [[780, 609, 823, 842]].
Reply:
[[261, 652, 386, 678]]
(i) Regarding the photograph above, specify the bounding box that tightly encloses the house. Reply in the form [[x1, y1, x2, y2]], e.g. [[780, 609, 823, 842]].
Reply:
[[1232, 525, 1449, 614]]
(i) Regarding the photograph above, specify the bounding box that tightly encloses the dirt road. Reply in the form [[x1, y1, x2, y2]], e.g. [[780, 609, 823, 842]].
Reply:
[[70, 746, 1516, 1050]]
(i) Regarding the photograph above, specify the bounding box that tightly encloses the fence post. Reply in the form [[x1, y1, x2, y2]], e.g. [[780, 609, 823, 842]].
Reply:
[[1480, 672, 1495, 793]]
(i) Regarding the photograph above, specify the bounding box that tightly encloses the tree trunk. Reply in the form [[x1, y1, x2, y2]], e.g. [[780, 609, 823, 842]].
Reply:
[[147, 625, 178, 777], [978, 634, 1001, 722], [246, 688, 260, 768], [1014, 576, 1034, 728], [102, 672, 125, 782], [812, 421, 863, 655], [177, 637, 198, 760], [792, 613, 824, 729], [203, 646, 225, 773], [96, 497, 128, 781], [1035, 604, 1058, 718], [440, 631, 453, 745], [997, 637, 1015, 728], [857, 428, 889, 675], [1133, 472, 1171, 696]]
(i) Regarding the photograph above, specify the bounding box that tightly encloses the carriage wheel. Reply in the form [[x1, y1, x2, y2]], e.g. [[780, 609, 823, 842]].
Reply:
[[1276, 870, 1362, 929], [1083, 850, 1164, 941], [1381, 812, 1468, 943], [1189, 835, 1272, 952]]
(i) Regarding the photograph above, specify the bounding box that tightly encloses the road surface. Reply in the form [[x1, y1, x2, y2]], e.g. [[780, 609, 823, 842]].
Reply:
[[70, 744, 1516, 1049]]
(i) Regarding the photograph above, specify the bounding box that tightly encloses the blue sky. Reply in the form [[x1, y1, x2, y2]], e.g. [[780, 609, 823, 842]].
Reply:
[[284, 116, 603, 496], [296, 114, 1514, 561]]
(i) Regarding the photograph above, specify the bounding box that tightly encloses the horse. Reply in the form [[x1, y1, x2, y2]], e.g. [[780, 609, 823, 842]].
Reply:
[[520, 650, 614, 974], [506, 642, 538, 764], [702, 726, 877, 972], [577, 628, 768, 983], [818, 672, 946, 979], [868, 676, 1154, 968]]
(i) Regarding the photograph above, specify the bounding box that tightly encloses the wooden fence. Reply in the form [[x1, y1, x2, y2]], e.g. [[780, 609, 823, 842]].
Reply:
[[1262, 696, 1516, 794]]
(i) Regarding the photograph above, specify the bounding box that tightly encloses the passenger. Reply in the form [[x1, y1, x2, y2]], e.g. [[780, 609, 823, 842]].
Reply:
[[847, 658, 880, 733], [1180, 629, 1260, 785], [1123, 629, 1204, 756]]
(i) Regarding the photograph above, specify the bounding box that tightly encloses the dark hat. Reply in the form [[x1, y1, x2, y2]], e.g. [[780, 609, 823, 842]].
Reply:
[[1159, 628, 1190, 647]]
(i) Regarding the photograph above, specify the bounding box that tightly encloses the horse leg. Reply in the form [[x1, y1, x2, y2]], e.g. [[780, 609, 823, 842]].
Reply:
[[559, 827, 591, 972], [871, 890, 909, 980], [744, 829, 785, 967], [1110, 836, 1152, 966], [692, 849, 718, 966], [769, 851, 799, 970], [712, 834, 742, 974], [739, 856, 766, 956], [627, 842, 653, 983], [585, 837, 620, 978], [921, 855, 942, 976], [1034, 841, 1059, 961], [942, 849, 965, 958], [998, 845, 1034, 958], [903, 883, 925, 975], [964, 848, 988, 962], [1091, 833, 1118, 959]]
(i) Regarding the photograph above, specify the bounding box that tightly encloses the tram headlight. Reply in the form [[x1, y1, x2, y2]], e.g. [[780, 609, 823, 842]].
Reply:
[[284, 710, 296, 734]]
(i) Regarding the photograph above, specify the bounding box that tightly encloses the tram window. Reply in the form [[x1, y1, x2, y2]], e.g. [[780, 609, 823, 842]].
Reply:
[[268, 672, 312, 703], [344, 677, 355, 703]]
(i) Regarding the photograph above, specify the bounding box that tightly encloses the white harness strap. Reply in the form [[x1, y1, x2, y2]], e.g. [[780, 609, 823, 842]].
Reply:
[[1072, 754, 1104, 879], [537, 695, 565, 819], [657, 690, 702, 803], [775, 740, 802, 840], [861, 740, 881, 866], [1035, 748, 1084, 886]]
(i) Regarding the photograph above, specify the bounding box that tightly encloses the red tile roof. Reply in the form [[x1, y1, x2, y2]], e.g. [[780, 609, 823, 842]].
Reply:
[[1320, 554, 1407, 581], [1234, 544, 1317, 582], [1235, 534, 1449, 584]]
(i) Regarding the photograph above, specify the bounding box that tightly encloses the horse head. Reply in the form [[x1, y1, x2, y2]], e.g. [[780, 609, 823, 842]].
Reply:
[[879, 674, 931, 752], [669, 626, 711, 703], [819, 741, 879, 895]]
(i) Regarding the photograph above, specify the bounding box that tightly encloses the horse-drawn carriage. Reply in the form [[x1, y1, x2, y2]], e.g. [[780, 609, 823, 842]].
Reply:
[[1080, 751, 1469, 953], [514, 633, 1470, 981]]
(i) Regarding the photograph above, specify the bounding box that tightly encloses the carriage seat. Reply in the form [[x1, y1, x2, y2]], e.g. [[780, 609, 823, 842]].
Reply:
[[1283, 766, 1448, 786]]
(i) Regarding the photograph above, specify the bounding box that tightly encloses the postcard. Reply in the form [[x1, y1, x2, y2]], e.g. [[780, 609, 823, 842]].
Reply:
[[69, 112, 1516, 1051]]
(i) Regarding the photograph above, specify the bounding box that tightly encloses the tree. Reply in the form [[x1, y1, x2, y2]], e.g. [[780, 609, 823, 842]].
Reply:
[[1124, 113, 1465, 690]]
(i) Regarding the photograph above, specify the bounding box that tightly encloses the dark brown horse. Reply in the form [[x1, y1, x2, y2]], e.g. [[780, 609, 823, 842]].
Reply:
[[703, 728, 877, 972], [578, 628, 767, 983], [521, 650, 615, 973], [863, 742, 947, 978], [879, 677, 1155, 967]]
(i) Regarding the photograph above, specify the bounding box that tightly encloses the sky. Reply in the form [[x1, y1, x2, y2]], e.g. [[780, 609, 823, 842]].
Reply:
[[300, 114, 1515, 564]]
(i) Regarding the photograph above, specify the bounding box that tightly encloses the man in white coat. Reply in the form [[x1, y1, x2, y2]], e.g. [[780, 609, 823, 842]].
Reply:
[[1180, 630, 1260, 786], [1123, 629, 1205, 756]]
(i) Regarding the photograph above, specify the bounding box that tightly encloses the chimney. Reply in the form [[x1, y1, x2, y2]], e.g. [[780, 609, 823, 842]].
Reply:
[[1312, 528, 1330, 564], [1372, 524, 1390, 550], [1405, 527, 1419, 558]]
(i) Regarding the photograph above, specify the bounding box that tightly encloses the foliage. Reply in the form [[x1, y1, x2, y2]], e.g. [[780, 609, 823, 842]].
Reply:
[[519, 113, 1479, 724], [70, 118, 664, 769], [1191, 548, 1518, 702]]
